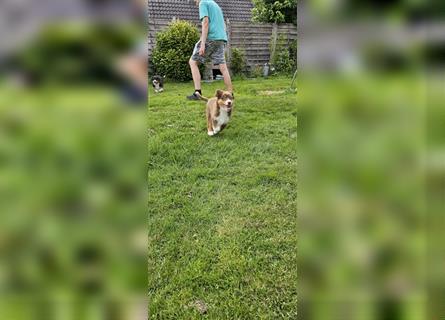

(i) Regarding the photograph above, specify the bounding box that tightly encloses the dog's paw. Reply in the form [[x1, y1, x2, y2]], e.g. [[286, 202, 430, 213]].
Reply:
[[207, 131, 215, 136]]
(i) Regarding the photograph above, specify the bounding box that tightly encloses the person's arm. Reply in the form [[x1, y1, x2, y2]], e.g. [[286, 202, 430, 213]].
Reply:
[[199, 16, 209, 56]]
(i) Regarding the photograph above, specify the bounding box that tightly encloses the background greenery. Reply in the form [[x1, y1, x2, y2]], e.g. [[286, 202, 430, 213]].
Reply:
[[0, 84, 146, 319], [9, 24, 138, 85], [298, 71, 429, 319]]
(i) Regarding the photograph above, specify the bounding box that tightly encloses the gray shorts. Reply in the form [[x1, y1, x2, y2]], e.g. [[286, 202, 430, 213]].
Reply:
[[191, 40, 226, 65]]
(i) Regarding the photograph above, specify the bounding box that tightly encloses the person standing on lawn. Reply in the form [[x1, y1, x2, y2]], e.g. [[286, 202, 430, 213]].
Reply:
[[187, 0, 233, 100]]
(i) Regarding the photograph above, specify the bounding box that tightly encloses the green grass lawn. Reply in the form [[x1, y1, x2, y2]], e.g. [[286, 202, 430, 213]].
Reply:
[[148, 76, 297, 319]]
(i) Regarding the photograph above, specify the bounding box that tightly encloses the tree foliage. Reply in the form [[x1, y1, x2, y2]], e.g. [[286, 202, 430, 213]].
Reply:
[[252, 0, 297, 24]]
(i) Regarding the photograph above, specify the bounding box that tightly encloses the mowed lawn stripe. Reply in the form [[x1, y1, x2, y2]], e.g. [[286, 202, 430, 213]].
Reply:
[[148, 77, 297, 319]]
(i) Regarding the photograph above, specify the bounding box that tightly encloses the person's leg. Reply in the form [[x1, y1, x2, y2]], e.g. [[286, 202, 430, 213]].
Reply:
[[219, 63, 233, 93], [189, 58, 201, 91], [187, 41, 206, 100], [211, 42, 233, 93]]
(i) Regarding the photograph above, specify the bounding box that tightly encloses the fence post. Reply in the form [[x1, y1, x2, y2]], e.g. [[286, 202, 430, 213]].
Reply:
[[269, 22, 278, 63]]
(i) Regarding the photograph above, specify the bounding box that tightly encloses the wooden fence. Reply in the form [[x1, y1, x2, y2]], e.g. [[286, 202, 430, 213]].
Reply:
[[148, 18, 297, 71]]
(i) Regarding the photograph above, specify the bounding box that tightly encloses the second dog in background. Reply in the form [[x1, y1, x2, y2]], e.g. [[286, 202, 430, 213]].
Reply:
[[197, 90, 234, 136], [152, 75, 164, 93]]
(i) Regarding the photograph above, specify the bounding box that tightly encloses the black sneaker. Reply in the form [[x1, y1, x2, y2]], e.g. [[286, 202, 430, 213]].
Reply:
[[186, 92, 201, 100]]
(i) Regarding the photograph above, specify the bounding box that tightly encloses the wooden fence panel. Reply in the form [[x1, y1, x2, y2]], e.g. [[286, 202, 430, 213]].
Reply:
[[148, 18, 297, 70]]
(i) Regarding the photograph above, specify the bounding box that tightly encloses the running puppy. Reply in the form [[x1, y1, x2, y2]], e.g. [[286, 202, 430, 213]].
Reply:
[[198, 90, 234, 136]]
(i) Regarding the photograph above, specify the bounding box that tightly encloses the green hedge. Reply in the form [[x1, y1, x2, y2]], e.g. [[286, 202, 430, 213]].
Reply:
[[151, 20, 201, 81]]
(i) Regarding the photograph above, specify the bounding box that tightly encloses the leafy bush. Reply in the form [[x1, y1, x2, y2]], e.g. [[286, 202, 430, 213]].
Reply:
[[274, 50, 294, 74], [151, 20, 200, 81], [230, 48, 247, 76], [250, 64, 263, 78], [272, 35, 295, 74]]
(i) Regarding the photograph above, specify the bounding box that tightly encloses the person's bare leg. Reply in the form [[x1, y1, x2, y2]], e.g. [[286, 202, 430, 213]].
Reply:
[[219, 63, 233, 93], [189, 59, 201, 91]]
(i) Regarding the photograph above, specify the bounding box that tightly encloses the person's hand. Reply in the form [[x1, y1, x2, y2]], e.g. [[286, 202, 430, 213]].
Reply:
[[199, 44, 206, 56]]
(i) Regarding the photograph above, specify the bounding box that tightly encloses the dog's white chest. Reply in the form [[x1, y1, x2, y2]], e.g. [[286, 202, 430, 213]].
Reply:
[[153, 83, 163, 92], [216, 110, 230, 126]]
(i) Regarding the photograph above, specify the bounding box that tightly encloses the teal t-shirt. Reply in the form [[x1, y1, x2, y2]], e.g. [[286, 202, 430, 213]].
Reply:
[[199, 0, 228, 42]]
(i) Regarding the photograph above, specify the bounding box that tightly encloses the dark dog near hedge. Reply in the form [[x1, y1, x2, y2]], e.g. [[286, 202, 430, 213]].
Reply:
[[152, 75, 164, 93]]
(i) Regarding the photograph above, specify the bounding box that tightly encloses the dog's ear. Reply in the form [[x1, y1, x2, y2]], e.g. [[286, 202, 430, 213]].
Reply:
[[216, 90, 223, 99]]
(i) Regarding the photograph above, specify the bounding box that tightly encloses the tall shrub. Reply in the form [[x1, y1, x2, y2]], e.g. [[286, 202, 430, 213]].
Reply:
[[230, 48, 247, 76], [272, 34, 294, 74], [151, 20, 200, 81]]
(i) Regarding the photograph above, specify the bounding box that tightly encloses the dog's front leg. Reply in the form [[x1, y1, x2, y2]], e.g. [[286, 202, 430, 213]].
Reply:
[[207, 111, 215, 136], [212, 120, 221, 134]]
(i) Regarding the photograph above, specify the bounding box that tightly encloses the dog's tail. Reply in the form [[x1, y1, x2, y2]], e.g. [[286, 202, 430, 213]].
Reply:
[[195, 92, 209, 102]]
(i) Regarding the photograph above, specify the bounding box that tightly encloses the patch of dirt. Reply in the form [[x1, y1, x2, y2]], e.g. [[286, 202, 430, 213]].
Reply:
[[258, 90, 286, 95], [189, 300, 208, 314]]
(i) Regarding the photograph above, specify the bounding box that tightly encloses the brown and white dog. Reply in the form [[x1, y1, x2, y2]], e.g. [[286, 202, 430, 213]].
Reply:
[[198, 90, 234, 136]]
